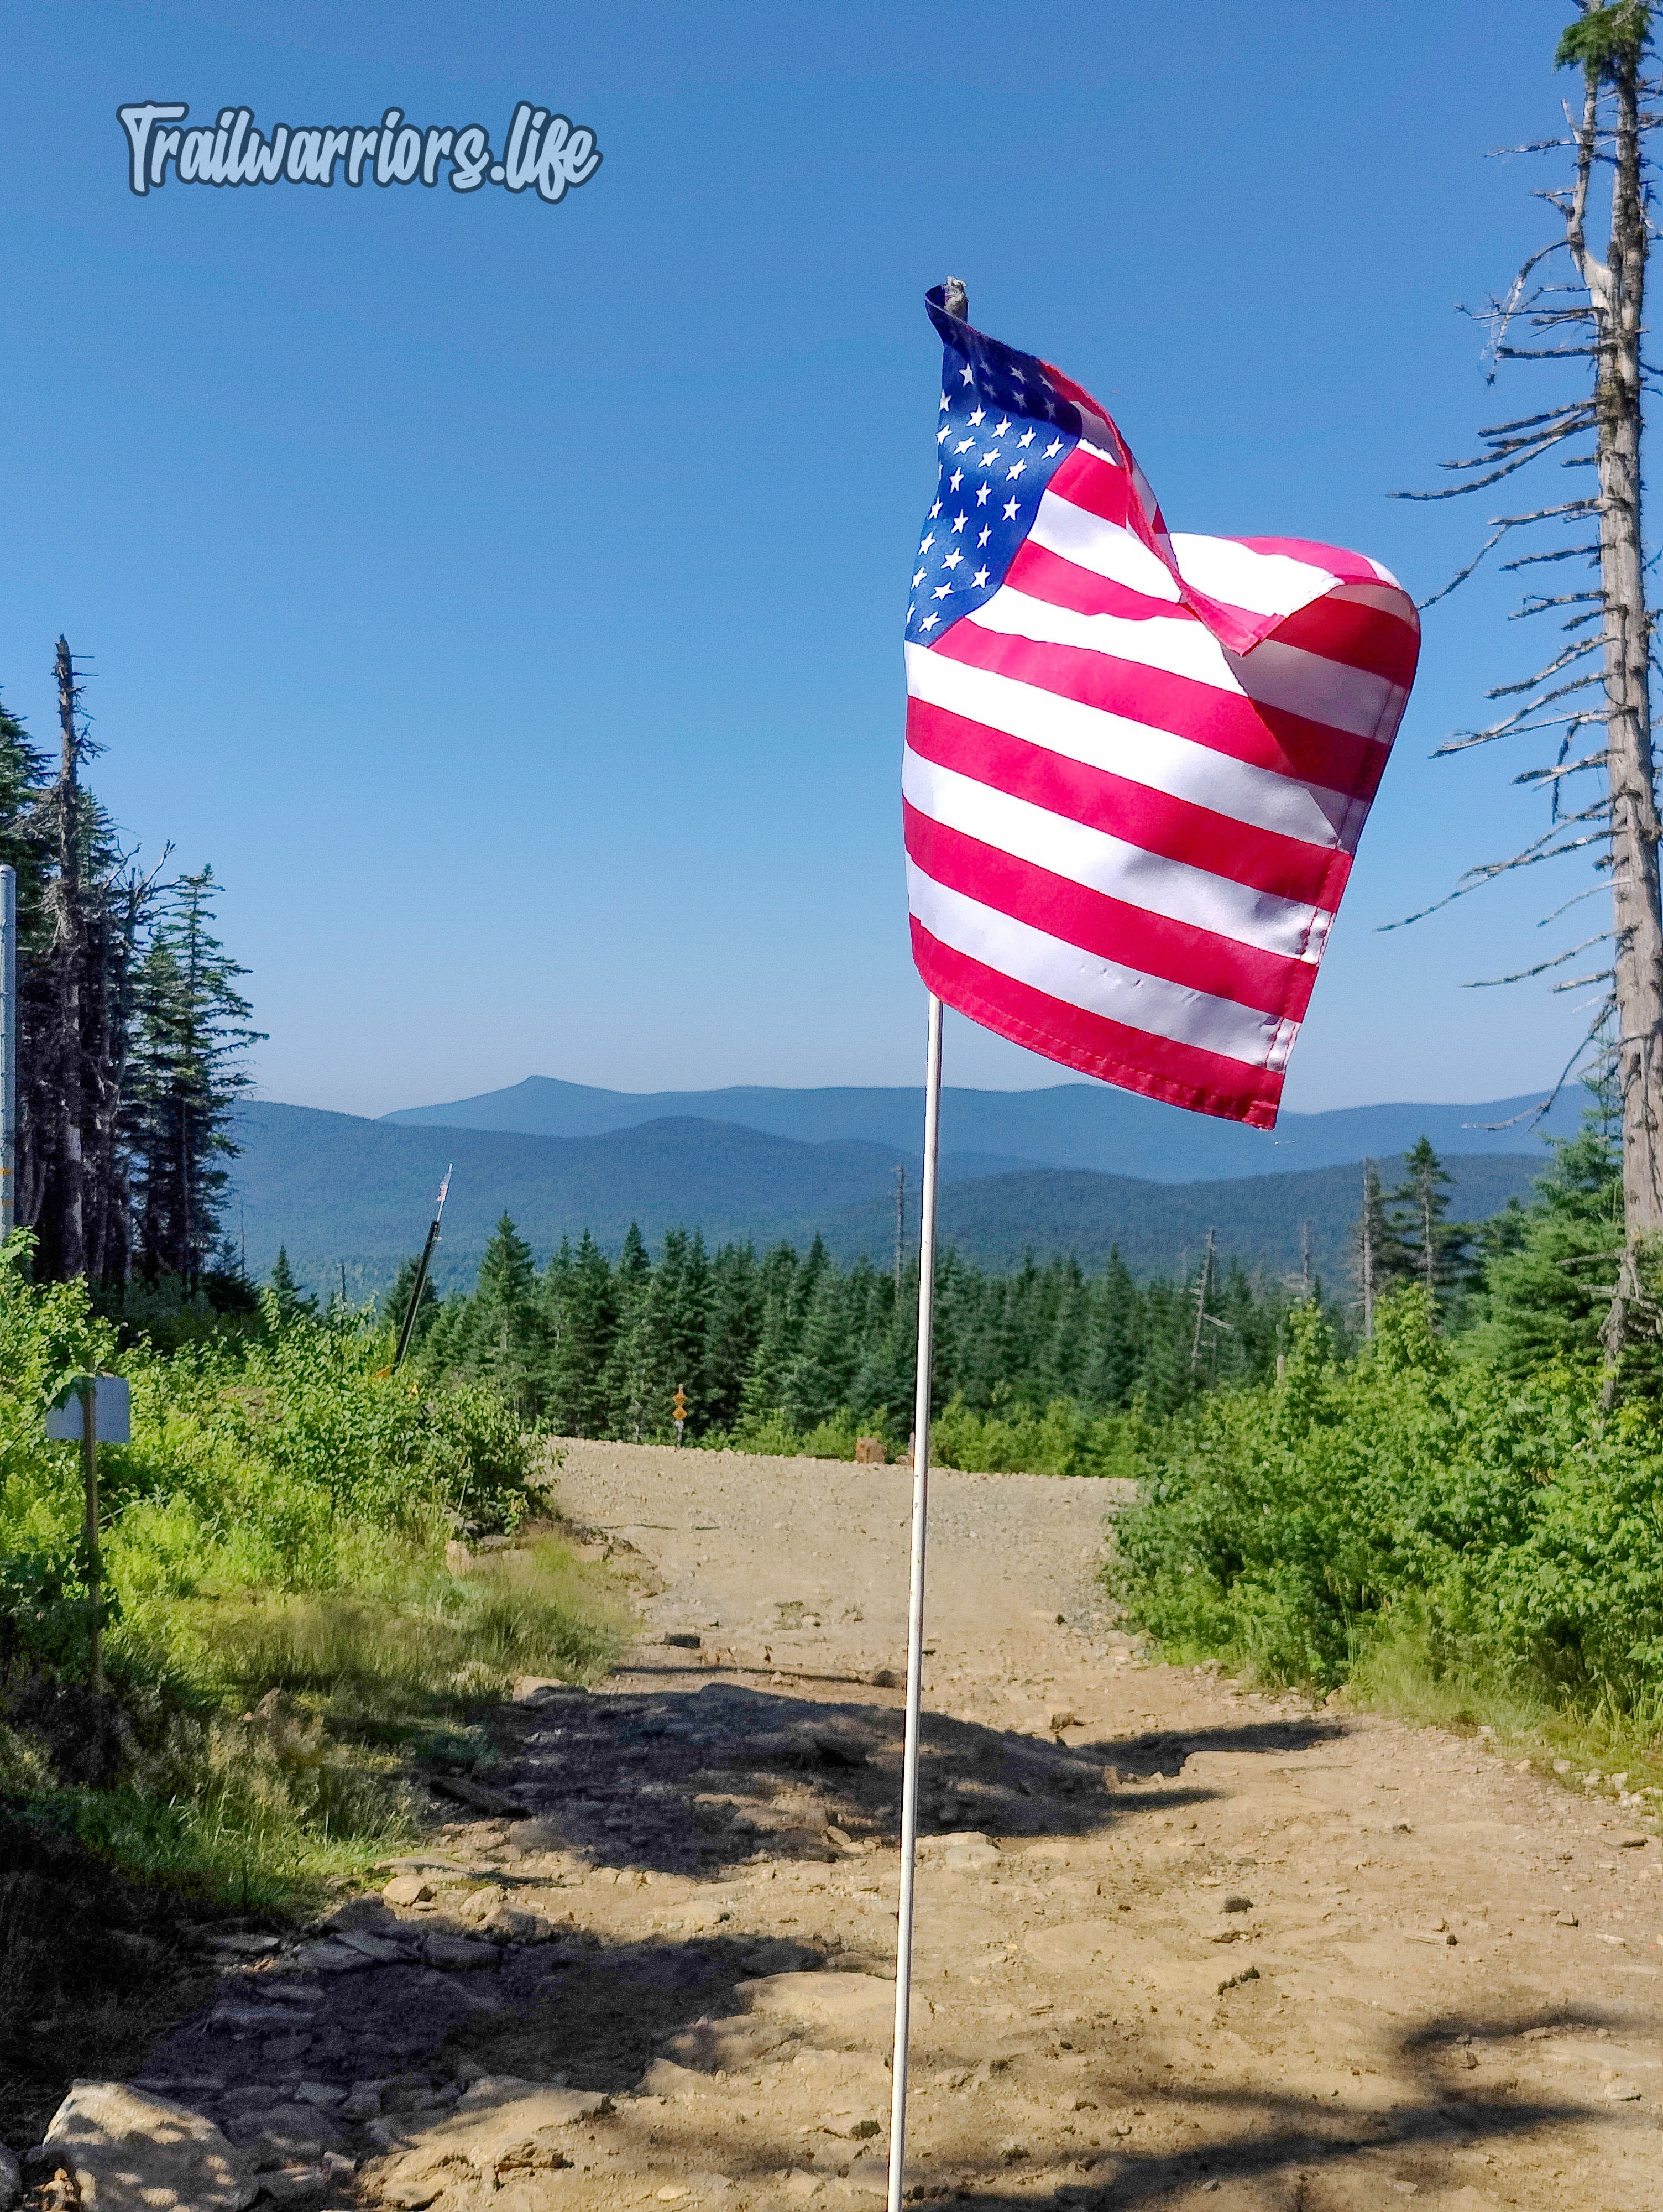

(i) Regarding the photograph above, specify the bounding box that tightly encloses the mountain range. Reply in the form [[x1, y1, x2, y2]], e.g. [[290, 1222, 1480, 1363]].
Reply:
[[382, 1072, 1579, 1180], [228, 1074, 1574, 1301]]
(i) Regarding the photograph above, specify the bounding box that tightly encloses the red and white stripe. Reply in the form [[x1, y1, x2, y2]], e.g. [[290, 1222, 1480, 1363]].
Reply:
[[904, 432, 1418, 1128]]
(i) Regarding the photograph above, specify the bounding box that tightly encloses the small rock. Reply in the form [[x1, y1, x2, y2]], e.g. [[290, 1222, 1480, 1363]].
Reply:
[[383, 1874, 434, 1907], [1220, 1896, 1253, 1914], [331, 1926, 407, 1961], [783, 2173, 822, 2200], [381, 2079, 606, 2206], [212, 2005, 317, 2034], [458, 1885, 508, 1924], [1048, 1710, 1081, 1733], [869, 1667, 898, 1689], [260, 2166, 328, 2206], [0, 2145, 18, 2212], [1601, 2079, 1641, 2100], [226, 2104, 343, 2168], [340, 2084, 383, 2120], [423, 1932, 501, 1969], [43, 2083, 257, 2212], [1555, 1910, 1580, 1927], [291, 1941, 371, 1974], [663, 1632, 702, 1650], [1617, 1831, 1649, 1849], [291, 2085, 346, 2109]]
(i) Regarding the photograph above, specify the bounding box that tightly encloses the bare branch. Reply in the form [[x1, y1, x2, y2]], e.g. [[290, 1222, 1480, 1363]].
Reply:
[[1514, 750, 1610, 785], [1465, 930, 1613, 986]]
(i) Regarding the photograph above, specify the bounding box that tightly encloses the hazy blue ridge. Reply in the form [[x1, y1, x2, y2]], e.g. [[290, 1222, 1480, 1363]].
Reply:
[[231, 1100, 1549, 1303], [379, 1073, 1580, 1181]]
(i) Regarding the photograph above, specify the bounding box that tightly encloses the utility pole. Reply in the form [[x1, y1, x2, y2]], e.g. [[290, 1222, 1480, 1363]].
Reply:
[[893, 1162, 906, 1290], [0, 865, 14, 1241]]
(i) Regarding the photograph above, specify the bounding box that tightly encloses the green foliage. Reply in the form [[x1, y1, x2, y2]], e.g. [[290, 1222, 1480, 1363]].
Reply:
[[1557, 2, 1651, 82], [125, 868, 265, 1283], [424, 1212, 1328, 1452], [1110, 1283, 1663, 1731], [0, 1246, 630, 1922]]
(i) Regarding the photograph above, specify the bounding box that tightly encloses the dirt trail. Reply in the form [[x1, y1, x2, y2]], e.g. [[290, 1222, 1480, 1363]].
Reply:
[[137, 1441, 1660, 2212]]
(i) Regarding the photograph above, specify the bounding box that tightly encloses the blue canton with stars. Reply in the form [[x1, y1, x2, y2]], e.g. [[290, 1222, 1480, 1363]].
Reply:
[[905, 288, 1083, 648]]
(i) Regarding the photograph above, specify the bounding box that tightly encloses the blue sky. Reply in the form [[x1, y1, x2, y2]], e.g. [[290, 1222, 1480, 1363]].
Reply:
[[0, 0, 1614, 1118]]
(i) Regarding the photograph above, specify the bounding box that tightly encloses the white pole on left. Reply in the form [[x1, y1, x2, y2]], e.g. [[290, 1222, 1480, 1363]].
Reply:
[[0, 864, 15, 1241], [887, 989, 944, 2212]]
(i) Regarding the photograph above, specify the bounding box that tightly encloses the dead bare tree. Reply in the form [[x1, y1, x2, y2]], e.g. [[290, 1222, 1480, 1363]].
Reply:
[[1394, 2, 1662, 1383]]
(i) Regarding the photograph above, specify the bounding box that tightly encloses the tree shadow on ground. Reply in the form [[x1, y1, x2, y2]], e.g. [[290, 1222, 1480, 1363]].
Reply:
[[457, 1676, 1346, 1877]]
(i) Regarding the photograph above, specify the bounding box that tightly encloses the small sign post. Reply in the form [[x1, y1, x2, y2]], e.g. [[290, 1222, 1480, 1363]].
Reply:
[[46, 1374, 131, 1692], [672, 1383, 687, 1447]]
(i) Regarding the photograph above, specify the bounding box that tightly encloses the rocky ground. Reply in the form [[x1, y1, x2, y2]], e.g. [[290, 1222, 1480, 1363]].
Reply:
[[24, 1440, 1662, 2212]]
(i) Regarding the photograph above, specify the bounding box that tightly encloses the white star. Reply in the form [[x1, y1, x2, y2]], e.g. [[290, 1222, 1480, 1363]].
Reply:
[[1044, 437, 1064, 457], [919, 613, 940, 631], [906, 603, 914, 621], [919, 533, 935, 554], [977, 525, 991, 546], [1018, 428, 1035, 447], [929, 500, 942, 518], [954, 437, 974, 455], [937, 426, 950, 445], [971, 566, 990, 588], [1011, 367, 1027, 385], [912, 568, 926, 588], [939, 392, 950, 411], [993, 417, 1011, 437], [968, 406, 986, 426], [932, 582, 953, 600], [1007, 461, 1026, 480], [960, 362, 974, 384], [949, 469, 963, 492], [975, 484, 991, 506], [1003, 498, 1019, 519], [943, 549, 963, 571], [980, 448, 1000, 466]]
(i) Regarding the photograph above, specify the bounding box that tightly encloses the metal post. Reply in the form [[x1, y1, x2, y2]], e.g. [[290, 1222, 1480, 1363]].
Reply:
[[81, 1380, 103, 1693], [1, 863, 15, 1241], [887, 991, 943, 2212]]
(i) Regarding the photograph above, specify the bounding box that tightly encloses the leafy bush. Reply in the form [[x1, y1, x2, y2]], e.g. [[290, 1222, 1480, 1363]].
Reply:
[[1109, 1288, 1663, 1719]]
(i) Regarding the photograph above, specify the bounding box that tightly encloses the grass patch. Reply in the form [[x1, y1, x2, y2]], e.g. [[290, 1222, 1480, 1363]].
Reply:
[[1347, 1619, 1663, 1814], [7, 1528, 632, 1922]]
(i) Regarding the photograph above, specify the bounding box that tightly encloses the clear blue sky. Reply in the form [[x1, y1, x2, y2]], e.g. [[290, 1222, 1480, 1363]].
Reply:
[[1, 0, 1610, 1118]]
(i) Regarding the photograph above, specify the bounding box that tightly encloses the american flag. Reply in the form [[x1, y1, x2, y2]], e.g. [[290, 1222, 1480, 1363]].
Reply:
[[904, 290, 1419, 1129]]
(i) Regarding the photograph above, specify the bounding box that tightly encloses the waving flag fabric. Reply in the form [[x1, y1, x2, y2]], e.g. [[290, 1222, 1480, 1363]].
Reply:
[[904, 290, 1419, 1129]]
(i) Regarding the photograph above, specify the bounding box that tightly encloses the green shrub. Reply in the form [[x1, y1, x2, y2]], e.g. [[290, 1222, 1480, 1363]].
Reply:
[[1110, 1288, 1663, 1717]]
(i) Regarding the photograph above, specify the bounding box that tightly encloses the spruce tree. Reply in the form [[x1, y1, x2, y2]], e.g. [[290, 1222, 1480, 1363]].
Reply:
[[547, 1230, 617, 1436], [474, 1214, 546, 1418], [127, 868, 263, 1284], [1387, 1138, 1471, 1310], [268, 1245, 317, 1321]]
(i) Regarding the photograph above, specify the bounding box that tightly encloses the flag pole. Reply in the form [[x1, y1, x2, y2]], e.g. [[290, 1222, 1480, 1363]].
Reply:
[[887, 988, 943, 2212]]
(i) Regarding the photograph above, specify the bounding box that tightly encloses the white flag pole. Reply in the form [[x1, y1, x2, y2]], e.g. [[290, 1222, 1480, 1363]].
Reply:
[[887, 988, 943, 2212]]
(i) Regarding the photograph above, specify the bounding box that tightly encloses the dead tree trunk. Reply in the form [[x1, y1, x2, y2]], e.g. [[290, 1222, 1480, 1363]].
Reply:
[[1574, 44, 1663, 1234], [53, 637, 86, 1279], [1393, 4, 1663, 1385]]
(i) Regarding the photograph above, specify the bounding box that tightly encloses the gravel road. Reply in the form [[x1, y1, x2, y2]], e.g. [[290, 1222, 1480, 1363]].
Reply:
[[123, 1439, 1661, 2212]]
